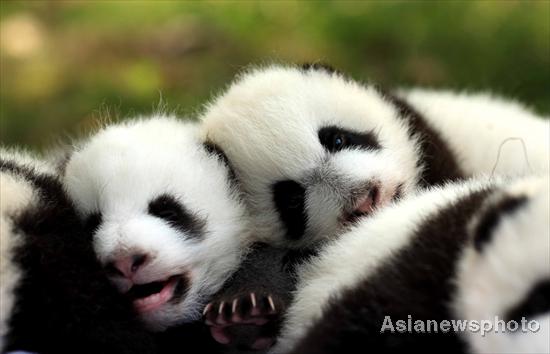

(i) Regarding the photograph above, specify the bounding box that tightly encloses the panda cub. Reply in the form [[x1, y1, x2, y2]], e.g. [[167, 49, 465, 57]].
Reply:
[[398, 88, 549, 176], [0, 149, 156, 354], [200, 64, 549, 248], [62, 116, 252, 332], [272, 176, 550, 354]]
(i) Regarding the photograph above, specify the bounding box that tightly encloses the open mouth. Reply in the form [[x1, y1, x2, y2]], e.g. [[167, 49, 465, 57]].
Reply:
[[126, 275, 184, 313], [344, 185, 380, 224], [342, 183, 405, 225]]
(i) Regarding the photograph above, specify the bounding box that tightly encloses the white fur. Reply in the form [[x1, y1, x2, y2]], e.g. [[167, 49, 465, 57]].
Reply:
[[400, 89, 550, 176], [0, 149, 49, 350], [63, 116, 252, 330], [201, 65, 549, 248], [272, 175, 549, 354], [201, 65, 420, 246], [270, 178, 497, 353], [454, 176, 550, 354]]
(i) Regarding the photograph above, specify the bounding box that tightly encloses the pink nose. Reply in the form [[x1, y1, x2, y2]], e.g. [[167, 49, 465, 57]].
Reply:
[[107, 254, 148, 279]]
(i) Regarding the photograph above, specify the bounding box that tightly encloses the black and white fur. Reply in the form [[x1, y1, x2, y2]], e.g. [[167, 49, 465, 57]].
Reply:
[[62, 116, 252, 332], [200, 64, 549, 248], [271, 176, 550, 354], [399, 88, 549, 176], [0, 149, 156, 354], [201, 242, 316, 352]]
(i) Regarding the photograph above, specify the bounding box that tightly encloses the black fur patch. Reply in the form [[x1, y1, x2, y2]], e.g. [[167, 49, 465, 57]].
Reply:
[[282, 247, 319, 275], [207, 243, 317, 315], [505, 279, 550, 322], [205, 243, 301, 350], [272, 180, 308, 241], [473, 195, 528, 252], [156, 322, 225, 354], [0, 158, 72, 208], [211, 243, 297, 310], [85, 212, 103, 234], [289, 187, 494, 354], [377, 89, 464, 187], [203, 141, 239, 188], [318, 126, 381, 153], [301, 62, 338, 74], [2, 160, 157, 353], [148, 194, 206, 240]]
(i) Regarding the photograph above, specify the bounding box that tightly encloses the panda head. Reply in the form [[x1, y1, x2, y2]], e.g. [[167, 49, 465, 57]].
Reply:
[[201, 64, 421, 247], [63, 117, 248, 331]]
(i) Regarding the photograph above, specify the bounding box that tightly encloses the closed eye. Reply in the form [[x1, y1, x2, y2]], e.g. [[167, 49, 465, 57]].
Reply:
[[154, 208, 179, 224], [148, 194, 205, 239], [148, 195, 182, 224]]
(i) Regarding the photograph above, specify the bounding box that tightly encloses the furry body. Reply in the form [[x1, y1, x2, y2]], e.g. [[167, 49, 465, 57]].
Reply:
[[0, 149, 156, 354], [271, 176, 549, 354], [201, 64, 549, 247]]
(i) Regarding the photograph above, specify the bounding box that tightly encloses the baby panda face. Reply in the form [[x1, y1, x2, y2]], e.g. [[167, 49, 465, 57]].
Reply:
[[63, 117, 248, 331], [201, 65, 421, 246]]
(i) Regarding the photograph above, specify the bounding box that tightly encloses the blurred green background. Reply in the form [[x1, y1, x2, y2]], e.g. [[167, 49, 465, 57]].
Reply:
[[1, 1, 549, 150]]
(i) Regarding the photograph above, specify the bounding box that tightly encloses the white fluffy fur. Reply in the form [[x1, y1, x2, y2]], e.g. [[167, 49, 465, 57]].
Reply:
[[400, 89, 550, 176], [201, 65, 420, 246], [454, 176, 550, 354], [0, 150, 49, 350], [271, 175, 549, 354], [63, 116, 252, 330], [201, 65, 549, 248], [270, 178, 497, 353]]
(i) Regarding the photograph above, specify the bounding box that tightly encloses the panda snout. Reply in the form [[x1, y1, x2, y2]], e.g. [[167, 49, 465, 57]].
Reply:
[[353, 185, 380, 214], [340, 182, 381, 224], [104, 250, 192, 315]]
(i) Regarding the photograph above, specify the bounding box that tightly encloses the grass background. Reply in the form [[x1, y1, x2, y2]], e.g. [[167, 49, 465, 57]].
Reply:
[[1, 1, 549, 150]]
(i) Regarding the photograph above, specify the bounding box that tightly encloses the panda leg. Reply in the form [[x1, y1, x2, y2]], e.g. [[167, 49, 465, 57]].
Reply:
[[202, 243, 300, 350]]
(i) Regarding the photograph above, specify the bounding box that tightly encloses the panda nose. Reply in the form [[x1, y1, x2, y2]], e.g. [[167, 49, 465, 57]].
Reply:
[[106, 254, 148, 279]]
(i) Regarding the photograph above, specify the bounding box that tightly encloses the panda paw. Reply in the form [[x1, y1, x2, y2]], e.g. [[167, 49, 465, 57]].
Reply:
[[203, 292, 282, 350]]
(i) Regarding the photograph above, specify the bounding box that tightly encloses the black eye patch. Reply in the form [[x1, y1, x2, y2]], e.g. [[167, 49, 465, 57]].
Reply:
[[85, 212, 102, 233], [272, 180, 307, 241], [148, 194, 205, 240], [318, 126, 380, 153]]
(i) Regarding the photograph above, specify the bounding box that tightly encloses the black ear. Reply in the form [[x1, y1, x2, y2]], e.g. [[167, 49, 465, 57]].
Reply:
[[203, 141, 231, 168], [473, 195, 527, 252], [203, 141, 239, 187], [300, 62, 338, 74]]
